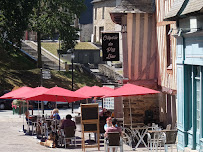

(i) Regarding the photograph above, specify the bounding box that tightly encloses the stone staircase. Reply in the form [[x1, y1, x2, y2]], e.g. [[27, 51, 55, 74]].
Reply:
[[21, 41, 64, 70]]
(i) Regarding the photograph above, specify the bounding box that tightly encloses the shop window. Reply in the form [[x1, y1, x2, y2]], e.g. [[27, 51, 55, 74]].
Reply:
[[166, 25, 172, 69], [99, 26, 104, 41], [196, 79, 200, 130], [194, 66, 201, 131], [95, 8, 97, 20], [102, 7, 105, 19]]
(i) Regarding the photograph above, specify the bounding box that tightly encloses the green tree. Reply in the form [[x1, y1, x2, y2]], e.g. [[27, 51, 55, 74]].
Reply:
[[0, 0, 37, 49], [30, 0, 86, 68]]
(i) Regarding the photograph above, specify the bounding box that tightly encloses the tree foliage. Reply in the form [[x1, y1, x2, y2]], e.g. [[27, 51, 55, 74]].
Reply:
[[0, 0, 37, 49], [31, 0, 86, 49], [0, 0, 86, 68], [30, 0, 86, 67]]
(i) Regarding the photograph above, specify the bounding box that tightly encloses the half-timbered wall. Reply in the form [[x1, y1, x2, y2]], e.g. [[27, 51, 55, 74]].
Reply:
[[156, 0, 177, 92], [156, 0, 177, 129], [122, 13, 158, 89]]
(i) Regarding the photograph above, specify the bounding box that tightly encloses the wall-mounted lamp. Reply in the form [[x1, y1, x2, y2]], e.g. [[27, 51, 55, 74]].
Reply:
[[168, 28, 173, 35], [178, 28, 182, 36]]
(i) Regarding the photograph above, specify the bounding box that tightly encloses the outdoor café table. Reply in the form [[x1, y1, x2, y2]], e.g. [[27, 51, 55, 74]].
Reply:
[[131, 125, 149, 150]]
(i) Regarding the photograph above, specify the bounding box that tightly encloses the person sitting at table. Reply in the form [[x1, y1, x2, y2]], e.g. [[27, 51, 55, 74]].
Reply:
[[99, 108, 107, 117], [51, 108, 61, 120], [60, 114, 76, 147], [104, 110, 112, 118], [104, 118, 123, 137], [60, 114, 76, 129], [104, 117, 112, 131], [104, 118, 123, 152], [25, 110, 32, 125]]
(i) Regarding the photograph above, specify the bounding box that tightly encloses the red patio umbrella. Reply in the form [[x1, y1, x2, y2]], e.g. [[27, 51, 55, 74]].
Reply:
[[12, 87, 48, 99], [24, 86, 90, 103], [0, 86, 33, 99], [75, 86, 113, 97], [103, 83, 159, 98], [103, 83, 160, 128], [14, 86, 50, 115], [102, 86, 114, 91]]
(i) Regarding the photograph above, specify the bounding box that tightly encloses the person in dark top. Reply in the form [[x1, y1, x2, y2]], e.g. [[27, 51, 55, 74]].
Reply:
[[60, 114, 76, 129]]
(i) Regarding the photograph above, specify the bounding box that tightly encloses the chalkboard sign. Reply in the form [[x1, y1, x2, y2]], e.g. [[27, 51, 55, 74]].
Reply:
[[102, 33, 119, 61], [81, 107, 98, 120], [84, 124, 97, 131], [81, 103, 100, 150]]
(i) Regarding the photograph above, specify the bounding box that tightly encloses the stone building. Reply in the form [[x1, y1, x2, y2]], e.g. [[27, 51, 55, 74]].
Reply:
[[79, 0, 94, 42], [92, 0, 117, 43]]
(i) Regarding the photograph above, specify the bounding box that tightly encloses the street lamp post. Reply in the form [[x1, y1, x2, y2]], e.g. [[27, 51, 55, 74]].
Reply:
[[71, 51, 75, 113], [67, 49, 75, 113]]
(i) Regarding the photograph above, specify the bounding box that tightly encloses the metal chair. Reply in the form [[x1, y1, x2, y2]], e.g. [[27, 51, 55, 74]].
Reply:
[[61, 126, 76, 148], [147, 131, 166, 152], [121, 127, 133, 148], [164, 130, 177, 152], [105, 132, 123, 152]]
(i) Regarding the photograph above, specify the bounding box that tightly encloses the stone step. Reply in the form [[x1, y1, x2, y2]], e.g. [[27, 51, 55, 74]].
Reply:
[[21, 41, 65, 70]]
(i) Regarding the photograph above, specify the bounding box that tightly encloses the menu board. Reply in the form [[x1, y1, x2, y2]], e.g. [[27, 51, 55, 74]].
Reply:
[[102, 33, 119, 61], [81, 103, 99, 132], [81, 106, 98, 120]]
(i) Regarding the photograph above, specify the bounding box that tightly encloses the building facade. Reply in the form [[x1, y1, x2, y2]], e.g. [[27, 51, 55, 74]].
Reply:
[[110, 0, 178, 128], [165, 0, 203, 151], [92, 0, 117, 43], [79, 0, 93, 42], [155, 0, 177, 129]]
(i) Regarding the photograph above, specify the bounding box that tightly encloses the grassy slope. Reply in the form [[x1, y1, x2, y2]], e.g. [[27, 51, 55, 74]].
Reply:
[[41, 42, 99, 63], [0, 47, 101, 92]]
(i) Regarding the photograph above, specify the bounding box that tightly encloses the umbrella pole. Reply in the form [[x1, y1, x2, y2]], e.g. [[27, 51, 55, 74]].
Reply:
[[129, 97, 132, 129], [38, 100, 40, 115], [27, 101, 30, 132], [86, 98, 88, 104], [55, 95, 58, 109], [41, 101, 44, 117], [23, 102, 25, 131], [19, 102, 25, 132], [122, 97, 124, 125]]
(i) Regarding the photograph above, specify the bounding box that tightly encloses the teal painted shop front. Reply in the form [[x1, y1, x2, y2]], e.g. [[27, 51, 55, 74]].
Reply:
[[176, 32, 203, 151], [162, 0, 203, 151]]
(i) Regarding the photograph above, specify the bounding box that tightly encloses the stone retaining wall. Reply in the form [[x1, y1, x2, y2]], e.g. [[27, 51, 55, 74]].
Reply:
[[98, 64, 123, 81]]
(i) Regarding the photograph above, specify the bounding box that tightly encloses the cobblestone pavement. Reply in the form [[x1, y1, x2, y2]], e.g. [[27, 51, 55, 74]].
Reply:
[[0, 108, 173, 152]]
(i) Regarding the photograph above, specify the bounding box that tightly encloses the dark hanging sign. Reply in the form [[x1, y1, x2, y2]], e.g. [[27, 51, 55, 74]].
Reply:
[[102, 33, 119, 61]]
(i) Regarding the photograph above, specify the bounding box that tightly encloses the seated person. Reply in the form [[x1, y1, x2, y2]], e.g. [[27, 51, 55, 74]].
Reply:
[[24, 110, 34, 128], [104, 110, 112, 118], [105, 118, 123, 137], [50, 108, 61, 120], [104, 117, 112, 131], [60, 114, 76, 129], [99, 108, 107, 117]]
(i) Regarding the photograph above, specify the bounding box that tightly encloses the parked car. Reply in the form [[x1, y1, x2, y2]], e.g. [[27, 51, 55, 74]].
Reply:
[[56, 102, 69, 108], [29, 100, 55, 109], [0, 90, 13, 110], [29, 101, 69, 109]]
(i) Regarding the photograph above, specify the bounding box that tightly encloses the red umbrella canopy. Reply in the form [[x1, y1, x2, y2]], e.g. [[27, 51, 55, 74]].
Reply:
[[24, 86, 90, 103], [75, 86, 113, 97], [104, 83, 160, 98], [102, 86, 114, 91], [16, 87, 49, 99], [0, 86, 33, 99]]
